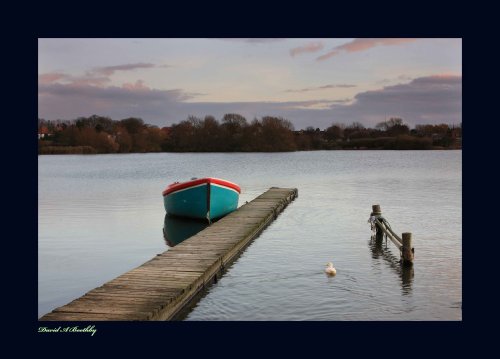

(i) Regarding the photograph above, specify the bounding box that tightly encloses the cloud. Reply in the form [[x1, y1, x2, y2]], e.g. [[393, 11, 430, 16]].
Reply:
[[320, 84, 356, 89], [121, 80, 151, 91], [38, 62, 160, 88], [285, 84, 356, 92], [280, 99, 351, 110], [92, 63, 156, 76], [376, 74, 414, 85], [38, 74, 461, 129], [218, 38, 285, 43], [326, 74, 462, 127], [38, 82, 201, 122], [70, 75, 111, 87], [39, 82, 196, 103], [317, 38, 418, 61], [38, 71, 110, 86], [38, 73, 69, 85], [289, 41, 324, 57], [330, 98, 352, 104]]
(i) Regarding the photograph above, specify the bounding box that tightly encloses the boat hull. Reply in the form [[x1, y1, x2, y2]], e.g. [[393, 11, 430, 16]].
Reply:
[[163, 178, 240, 221]]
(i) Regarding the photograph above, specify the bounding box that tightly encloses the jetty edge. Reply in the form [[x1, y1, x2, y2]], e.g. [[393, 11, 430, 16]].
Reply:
[[40, 187, 298, 321]]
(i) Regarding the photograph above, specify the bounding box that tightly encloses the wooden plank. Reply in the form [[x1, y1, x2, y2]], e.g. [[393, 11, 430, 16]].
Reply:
[[53, 306, 154, 316], [39, 187, 298, 322], [122, 270, 203, 277], [83, 293, 177, 302], [53, 298, 159, 314], [141, 263, 212, 270], [88, 287, 182, 296], [117, 271, 201, 278], [111, 276, 198, 284], [147, 256, 216, 262], [41, 312, 148, 321], [172, 243, 233, 248], [375, 218, 403, 249], [101, 282, 191, 291], [143, 262, 217, 269], [95, 284, 184, 292], [109, 279, 195, 287], [117, 268, 203, 276], [154, 251, 221, 257]]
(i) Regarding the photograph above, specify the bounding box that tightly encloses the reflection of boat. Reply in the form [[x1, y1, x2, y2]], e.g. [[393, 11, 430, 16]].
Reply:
[[163, 214, 209, 247], [162, 177, 241, 221]]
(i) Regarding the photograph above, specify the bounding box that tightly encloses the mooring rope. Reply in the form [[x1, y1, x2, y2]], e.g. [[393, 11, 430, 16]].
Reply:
[[380, 217, 392, 229], [368, 215, 392, 232]]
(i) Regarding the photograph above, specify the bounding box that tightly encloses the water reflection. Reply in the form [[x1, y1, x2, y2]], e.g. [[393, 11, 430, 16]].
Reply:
[[162, 214, 210, 247], [369, 235, 414, 295]]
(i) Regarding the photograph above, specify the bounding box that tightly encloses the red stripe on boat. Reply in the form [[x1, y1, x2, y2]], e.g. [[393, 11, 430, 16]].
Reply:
[[162, 177, 241, 196]]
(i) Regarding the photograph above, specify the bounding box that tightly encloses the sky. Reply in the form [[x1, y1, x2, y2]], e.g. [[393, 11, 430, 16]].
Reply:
[[38, 38, 462, 130]]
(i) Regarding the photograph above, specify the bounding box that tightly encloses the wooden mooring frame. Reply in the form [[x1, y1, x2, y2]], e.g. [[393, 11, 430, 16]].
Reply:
[[40, 187, 298, 321], [369, 204, 414, 265]]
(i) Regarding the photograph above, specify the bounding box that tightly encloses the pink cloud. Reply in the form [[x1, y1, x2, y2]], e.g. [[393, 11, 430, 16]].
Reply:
[[290, 41, 324, 57], [38, 73, 69, 84], [38, 72, 109, 86], [428, 73, 460, 79], [317, 38, 417, 61], [121, 80, 150, 91]]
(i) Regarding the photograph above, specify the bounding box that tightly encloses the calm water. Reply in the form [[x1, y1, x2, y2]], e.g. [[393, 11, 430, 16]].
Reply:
[[38, 151, 462, 320]]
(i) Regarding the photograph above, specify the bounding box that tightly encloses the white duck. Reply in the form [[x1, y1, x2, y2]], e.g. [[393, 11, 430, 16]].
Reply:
[[325, 262, 337, 276]]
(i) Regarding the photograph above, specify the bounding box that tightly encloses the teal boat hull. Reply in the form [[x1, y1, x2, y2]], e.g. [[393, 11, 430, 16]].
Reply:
[[163, 178, 240, 221]]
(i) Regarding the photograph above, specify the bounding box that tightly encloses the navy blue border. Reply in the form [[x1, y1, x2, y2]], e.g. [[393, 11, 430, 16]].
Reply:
[[13, 1, 475, 352]]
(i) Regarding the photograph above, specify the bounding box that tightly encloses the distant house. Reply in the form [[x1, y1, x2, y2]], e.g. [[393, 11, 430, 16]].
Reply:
[[38, 126, 50, 139]]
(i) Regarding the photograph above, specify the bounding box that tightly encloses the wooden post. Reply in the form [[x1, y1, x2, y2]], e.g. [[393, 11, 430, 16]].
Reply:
[[371, 205, 384, 241], [401, 232, 414, 265]]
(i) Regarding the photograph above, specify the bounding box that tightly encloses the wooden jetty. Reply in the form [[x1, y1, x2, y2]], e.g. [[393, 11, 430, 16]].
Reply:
[[40, 187, 298, 321]]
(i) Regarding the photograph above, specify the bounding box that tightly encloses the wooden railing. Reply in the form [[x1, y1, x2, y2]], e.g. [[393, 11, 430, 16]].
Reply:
[[369, 204, 414, 265]]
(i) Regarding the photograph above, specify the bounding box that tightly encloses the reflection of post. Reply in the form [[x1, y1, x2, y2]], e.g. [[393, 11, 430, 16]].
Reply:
[[401, 264, 414, 287], [371, 204, 383, 241], [368, 235, 413, 295], [402, 232, 414, 265]]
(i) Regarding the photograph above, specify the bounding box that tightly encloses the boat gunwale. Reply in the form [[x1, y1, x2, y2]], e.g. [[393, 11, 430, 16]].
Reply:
[[162, 177, 241, 196]]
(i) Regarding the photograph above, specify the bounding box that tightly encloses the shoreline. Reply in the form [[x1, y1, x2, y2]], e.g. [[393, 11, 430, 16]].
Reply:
[[38, 147, 462, 155]]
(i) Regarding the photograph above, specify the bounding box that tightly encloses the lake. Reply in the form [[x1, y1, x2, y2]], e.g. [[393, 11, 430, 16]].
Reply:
[[38, 151, 462, 320]]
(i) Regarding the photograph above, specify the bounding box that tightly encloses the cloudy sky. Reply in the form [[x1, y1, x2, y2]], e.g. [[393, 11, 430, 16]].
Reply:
[[38, 38, 461, 129]]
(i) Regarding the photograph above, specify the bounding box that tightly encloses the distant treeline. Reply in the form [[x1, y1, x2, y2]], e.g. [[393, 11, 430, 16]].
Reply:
[[38, 114, 462, 154]]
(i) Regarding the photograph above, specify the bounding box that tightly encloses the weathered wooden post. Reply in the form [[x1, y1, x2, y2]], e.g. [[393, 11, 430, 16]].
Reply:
[[372, 204, 381, 215], [371, 204, 384, 241], [401, 232, 414, 265]]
